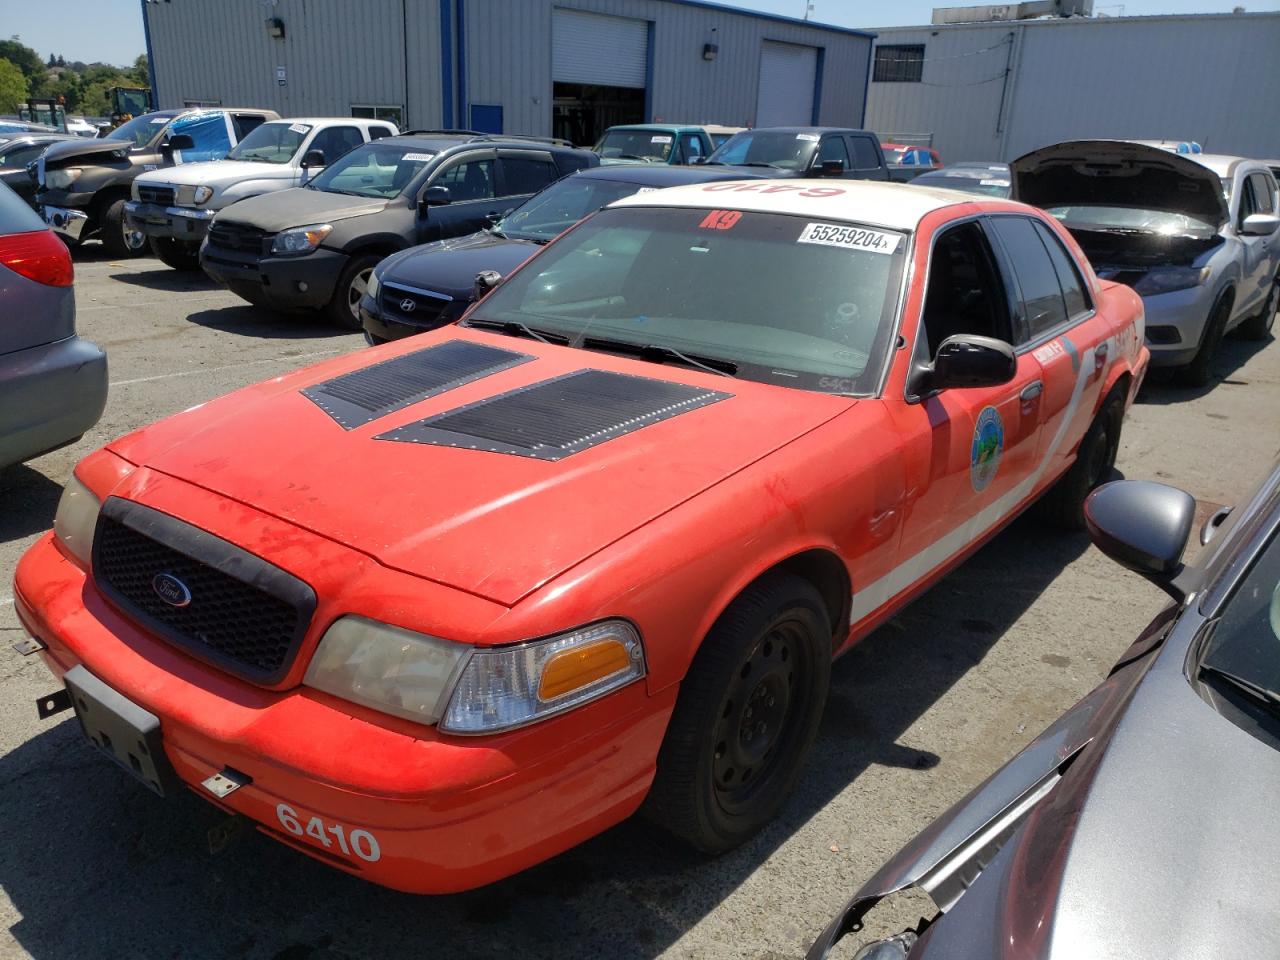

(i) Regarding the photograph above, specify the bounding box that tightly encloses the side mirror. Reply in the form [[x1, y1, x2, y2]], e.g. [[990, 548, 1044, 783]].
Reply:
[[1084, 480, 1196, 600], [300, 149, 325, 168], [1240, 213, 1280, 236], [474, 270, 502, 300], [927, 334, 1017, 391], [166, 133, 195, 152], [690, 156, 707, 165], [818, 160, 845, 178], [484, 211, 502, 225], [423, 185, 451, 207]]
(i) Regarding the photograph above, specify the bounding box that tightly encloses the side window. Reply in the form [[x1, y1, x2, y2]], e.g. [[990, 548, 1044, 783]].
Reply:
[[1033, 221, 1091, 318], [920, 221, 1012, 356], [1247, 172, 1276, 215], [987, 216, 1069, 340], [434, 156, 496, 201], [849, 136, 881, 172], [1238, 176, 1259, 225], [816, 136, 850, 172], [500, 155, 557, 197], [1, 144, 45, 169], [368, 125, 395, 141], [169, 112, 233, 163], [309, 126, 364, 164], [232, 114, 267, 140], [681, 134, 704, 162]]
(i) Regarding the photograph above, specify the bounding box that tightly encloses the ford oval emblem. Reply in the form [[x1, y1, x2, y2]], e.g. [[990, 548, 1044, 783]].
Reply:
[[400, 297, 417, 313], [152, 572, 192, 608]]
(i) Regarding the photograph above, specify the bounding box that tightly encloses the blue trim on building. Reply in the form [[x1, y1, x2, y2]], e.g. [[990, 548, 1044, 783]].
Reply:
[[664, 0, 876, 39], [455, 0, 467, 128], [438, 0, 454, 127], [644, 20, 655, 122], [140, 0, 159, 107], [810, 47, 825, 124], [860, 37, 874, 127]]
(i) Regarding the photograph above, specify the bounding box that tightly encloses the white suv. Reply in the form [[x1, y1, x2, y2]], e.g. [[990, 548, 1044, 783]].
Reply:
[[126, 117, 398, 269]]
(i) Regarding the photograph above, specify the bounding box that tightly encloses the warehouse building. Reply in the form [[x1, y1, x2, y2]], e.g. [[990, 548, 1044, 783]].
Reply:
[[141, 0, 874, 145], [865, 11, 1280, 163]]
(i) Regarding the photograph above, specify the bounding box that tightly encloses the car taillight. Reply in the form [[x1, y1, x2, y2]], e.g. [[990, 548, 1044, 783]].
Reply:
[[0, 229, 74, 287]]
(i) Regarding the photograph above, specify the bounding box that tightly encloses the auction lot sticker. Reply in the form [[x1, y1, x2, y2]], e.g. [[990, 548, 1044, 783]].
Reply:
[[798, 222, 900, 254]]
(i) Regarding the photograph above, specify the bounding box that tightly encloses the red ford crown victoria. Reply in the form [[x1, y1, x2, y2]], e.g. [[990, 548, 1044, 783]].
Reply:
[[14, 179, 1148, 893]]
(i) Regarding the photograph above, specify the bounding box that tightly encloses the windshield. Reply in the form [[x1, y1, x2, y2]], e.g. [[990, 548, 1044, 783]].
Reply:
[[914, 171, 1010, 198], [1046, 205, 1217, 239], [228, 121, 309, 163], [498, 176, 651, 242], [1199, 530, 1280, 707], [594, 130, 673, 163], [105, 111, 177, 149], [466, 205, 906, 394], [707, 131, 819, 171], [307, 142, 435, 198]]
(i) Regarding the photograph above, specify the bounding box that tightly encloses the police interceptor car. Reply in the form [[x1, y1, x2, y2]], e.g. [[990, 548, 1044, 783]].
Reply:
[[14, 179, 1148, 893]]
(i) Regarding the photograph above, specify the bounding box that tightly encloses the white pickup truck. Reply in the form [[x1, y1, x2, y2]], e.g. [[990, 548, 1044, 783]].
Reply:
[[126, 117, 398, 269]]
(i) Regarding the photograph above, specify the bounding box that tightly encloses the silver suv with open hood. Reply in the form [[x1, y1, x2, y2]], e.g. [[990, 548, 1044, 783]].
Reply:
[[1013, 141, 1279, 386]]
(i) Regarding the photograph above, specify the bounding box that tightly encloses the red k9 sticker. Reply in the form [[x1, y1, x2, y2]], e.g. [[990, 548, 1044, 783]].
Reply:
[[798, 222, 900, 254], [699, 209, 743, 230]]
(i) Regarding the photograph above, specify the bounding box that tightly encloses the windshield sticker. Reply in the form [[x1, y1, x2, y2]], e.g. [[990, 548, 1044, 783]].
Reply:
[[650, 135, 672, 144], [980, 179, 1006, 186], [796, 133, 820, 142], [150, 117, 167, 124], [699, 210, 743, 231], [289, 123, 312, 134], [401, 152, 435, 162], [798, 222, 900, 254]]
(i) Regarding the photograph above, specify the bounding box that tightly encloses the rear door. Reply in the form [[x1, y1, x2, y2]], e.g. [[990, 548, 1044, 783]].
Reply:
[[420, 148, 498, 241], [847, 134, 888, 182], [496, 149, 559, 210]]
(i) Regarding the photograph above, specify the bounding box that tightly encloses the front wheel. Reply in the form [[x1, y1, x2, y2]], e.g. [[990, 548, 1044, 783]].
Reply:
[[1175, 296, 1231, 387], [1037, 394, 1123, 530], [1237, 272, 1278, 341], [100, 198, 148, 258], [325, 254, 381, 330], [644, 573, 831, 853], [149, 237, 202, 271]]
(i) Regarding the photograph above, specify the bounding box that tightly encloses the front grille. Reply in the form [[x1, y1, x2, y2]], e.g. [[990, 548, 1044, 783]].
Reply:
[[208, 221, 270, 255], [92, 499, 316, 685], [381, 283, 452, 327], [138, 185, 175, 206]]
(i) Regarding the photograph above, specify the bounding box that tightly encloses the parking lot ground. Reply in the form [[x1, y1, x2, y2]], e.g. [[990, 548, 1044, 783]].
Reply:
[[2, 249, 1278, 960]]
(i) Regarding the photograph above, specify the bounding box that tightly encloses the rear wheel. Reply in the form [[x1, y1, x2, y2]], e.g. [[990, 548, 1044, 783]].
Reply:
[[1175, 295, 1231, 387], [149, 237, 201, 271], [644, 573, 831, 853], [100, 198, 147, 258], [1038, 394, 1123, 530], [1237, 271, 1278, 341], [325, 254, 380, 330]]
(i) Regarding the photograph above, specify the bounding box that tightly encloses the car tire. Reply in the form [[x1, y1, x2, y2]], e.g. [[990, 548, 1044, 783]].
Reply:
[[326, 254, 381, 331], [1175, 295, 1231, 388], [1038, 393, 1123, 531], [1237, 272, 1278, 341], [100, 197, 148, 258], [643, 572, 831, 854], [149, 237, 202, 271]]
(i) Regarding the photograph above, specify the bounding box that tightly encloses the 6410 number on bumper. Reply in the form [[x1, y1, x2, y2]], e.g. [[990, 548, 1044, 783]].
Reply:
[[276, 803, 382, 862]]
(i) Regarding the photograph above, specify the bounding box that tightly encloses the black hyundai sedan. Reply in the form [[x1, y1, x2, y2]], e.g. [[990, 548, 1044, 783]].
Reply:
[[359, 164, 760, 344]]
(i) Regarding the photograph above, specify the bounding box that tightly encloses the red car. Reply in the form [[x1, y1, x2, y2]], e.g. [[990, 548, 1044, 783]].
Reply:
[[14, 179, 1148, 894]]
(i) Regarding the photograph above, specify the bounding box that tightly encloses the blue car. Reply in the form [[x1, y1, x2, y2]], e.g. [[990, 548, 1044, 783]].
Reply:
[[359, 164, 761, 344]]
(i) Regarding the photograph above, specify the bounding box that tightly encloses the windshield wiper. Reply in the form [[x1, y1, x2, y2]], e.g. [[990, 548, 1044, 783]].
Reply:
[[1200, 664, 1280, 718], [463, 317, 566, 345], [582, 336, 737, 377], [735, 161, 783, 169]]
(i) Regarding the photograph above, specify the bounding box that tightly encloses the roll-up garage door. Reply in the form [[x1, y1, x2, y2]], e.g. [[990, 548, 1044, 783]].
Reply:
[[553, 9, 648, 88], [756, 41, 818, 127]]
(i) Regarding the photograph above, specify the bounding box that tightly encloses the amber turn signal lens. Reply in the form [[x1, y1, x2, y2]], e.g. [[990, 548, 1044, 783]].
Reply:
[[538, 638, 633, 702]]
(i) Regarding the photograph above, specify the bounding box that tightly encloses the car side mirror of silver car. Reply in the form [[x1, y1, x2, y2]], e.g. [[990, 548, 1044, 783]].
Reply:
[[1240, 213, 1280, 236], [1084, 480, 1196, 600]]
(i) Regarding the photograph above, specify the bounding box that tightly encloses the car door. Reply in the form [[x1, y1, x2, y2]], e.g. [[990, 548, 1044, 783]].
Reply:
[[420, 148, 498, 241], [883, 217, 1044, 576], [496, 149, 559, 213], [1240, 171, 1278, 312], [986, 214, 1111, 487], [847, 134, 889, 182]]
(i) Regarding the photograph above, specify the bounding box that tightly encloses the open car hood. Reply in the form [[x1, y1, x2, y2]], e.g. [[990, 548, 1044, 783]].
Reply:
[[40, 138, 134, 168], [1010, 140, 1227, 227]]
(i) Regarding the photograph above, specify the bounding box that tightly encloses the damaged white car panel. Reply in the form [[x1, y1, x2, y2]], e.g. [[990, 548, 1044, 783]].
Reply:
[[1012, 141, 1279, 385]]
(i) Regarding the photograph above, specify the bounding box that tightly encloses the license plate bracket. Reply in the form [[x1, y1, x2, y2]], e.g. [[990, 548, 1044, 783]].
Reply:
[[64, 665, 178, 797]]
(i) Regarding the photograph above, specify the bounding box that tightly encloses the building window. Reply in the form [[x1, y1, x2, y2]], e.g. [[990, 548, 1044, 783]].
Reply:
[[872, 45, 924, 83], [352, 105, 404, 128]]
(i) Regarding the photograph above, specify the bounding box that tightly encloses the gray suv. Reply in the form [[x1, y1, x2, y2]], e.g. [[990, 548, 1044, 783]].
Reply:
[[0, 182, 107, 470]]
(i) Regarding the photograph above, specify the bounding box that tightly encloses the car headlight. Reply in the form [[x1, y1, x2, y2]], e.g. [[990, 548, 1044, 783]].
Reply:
[[271, 223, 333, 256], [365, 268, 381, 302], [440, 620, 645, 734], [193, 185, 214, 205], [852, 932, 918, 960], [53, 474, 101, 569], [1133, 264, 1211, 296], [45, 168, 82, 190]]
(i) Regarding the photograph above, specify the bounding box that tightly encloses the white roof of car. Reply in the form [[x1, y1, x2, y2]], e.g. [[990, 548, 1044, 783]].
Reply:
[[610, 178, 983, 231], [265, 117, 392, 127], [1190, 154, 1249, 176]]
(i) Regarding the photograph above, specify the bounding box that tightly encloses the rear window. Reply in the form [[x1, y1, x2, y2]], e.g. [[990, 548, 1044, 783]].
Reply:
[[0, 180, 47, 234], [595, 130, 674, 163]]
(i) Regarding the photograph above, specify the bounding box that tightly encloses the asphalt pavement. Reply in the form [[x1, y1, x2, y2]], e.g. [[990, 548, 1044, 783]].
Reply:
[[1, 246, 1277, 960]]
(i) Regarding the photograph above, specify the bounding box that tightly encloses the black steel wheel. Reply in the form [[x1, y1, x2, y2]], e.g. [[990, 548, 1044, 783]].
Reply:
[[1176, 295, 1231, 387], [1238, 271, 1278, 341], [1037, 392, 1123, 530], [101, 197, 147, 258], [325, 254, 380, 331]]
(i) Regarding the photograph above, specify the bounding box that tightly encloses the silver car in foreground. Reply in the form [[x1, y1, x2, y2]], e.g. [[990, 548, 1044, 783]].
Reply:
[[0, 181, 107, 470], [810, 456, 1280, 959], [1012, 141, 1280, 387]]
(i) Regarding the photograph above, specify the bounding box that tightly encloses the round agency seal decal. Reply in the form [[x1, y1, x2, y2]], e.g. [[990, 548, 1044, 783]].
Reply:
[[970, 406, 1005, 492]]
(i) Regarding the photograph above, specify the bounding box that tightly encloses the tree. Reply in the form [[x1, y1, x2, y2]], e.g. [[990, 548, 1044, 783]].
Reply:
[[0, 58, 28, 114], [130, 54, 149, 85], [0, 39, 44, 80]]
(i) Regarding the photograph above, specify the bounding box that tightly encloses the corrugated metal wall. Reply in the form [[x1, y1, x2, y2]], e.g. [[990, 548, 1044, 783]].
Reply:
[[145, 0, 871, 138], [866, 13, 1280, 163]]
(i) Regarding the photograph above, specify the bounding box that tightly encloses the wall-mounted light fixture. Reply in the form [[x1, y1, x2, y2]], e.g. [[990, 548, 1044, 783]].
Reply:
[[265, 17, 286, 39], [703, 26, 719, 61]]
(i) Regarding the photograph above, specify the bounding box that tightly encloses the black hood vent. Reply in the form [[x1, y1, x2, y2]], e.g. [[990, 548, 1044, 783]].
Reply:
[[303, 339, 532, 429], [376, 369, 732, 461]]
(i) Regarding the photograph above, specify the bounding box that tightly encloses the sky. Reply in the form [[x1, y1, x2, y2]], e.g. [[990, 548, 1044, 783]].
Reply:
[[5, 0, 1280, 67]]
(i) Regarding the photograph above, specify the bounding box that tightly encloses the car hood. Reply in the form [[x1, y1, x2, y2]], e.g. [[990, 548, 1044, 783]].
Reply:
[[107, 329, 850, 607], [381, 231, 540, 299], [213, 186, 387, 231], [1010, 140, 1228, 227], [141, 160, 294, 187], [40, 137, 134, 168]]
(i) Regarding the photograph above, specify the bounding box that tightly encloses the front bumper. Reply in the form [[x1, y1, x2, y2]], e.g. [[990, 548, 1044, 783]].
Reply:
[[124, 201, 214, 243], [358, 292, 464, 344], [0, 335, 107, 469], [12, 532, 670, 893], [201, 244, 347, 311], [41, 204, 91, 242], [1139, 284, 1217, 368]]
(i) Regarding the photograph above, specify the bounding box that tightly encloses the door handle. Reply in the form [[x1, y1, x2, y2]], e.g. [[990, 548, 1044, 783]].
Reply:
[[1019, 380, 1043, 402], [1094, 342, 1109, 371]]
